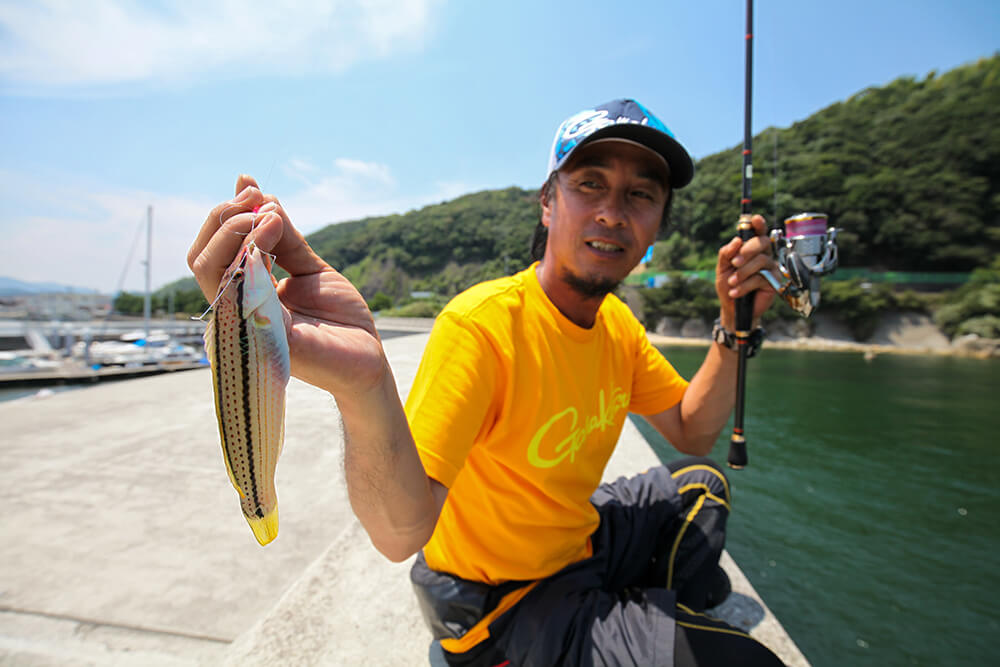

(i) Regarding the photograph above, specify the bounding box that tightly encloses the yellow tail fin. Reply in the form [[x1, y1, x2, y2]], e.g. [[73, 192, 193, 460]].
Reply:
[[246, 509, 279, 546]]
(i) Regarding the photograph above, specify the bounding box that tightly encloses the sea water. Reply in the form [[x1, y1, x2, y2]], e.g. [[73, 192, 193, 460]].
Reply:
[[635, 346, 1000, 666]]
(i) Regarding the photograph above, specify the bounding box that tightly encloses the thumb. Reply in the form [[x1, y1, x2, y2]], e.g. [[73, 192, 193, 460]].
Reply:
[[235, 174, 260, 198]]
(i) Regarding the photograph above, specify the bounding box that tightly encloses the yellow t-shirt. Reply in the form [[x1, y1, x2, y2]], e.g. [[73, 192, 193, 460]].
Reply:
[[405, 263, 689, 585]]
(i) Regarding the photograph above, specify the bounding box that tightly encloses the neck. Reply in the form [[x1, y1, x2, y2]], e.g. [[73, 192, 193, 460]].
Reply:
[[534, 261, 606, 329]]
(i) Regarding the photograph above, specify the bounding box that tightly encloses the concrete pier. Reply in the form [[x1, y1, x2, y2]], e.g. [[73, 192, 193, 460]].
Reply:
[[0, 325, 808, 666]]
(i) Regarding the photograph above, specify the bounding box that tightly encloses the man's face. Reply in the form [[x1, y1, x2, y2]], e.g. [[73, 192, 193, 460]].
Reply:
[[541, 140, 670, 298]]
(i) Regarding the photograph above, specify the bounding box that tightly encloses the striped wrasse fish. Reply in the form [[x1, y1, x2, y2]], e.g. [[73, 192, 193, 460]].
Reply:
[[204, 242, 290, 546]]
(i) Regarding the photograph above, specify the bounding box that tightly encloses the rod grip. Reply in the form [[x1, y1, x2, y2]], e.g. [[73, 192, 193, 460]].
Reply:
[[728, 433, 748, 469], [735, 214, 756, 330]]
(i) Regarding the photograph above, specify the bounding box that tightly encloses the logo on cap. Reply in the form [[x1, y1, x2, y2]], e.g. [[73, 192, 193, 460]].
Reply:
[[547, 99, 693, 188], [551, 101, 674, 169]]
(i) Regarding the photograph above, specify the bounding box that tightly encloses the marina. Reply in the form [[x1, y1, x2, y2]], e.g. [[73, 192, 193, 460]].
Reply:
[[1, 206, 207, 392], [0, 358, 204, 388], [0, 318, 207, 351], [0, 318, 207, 389]]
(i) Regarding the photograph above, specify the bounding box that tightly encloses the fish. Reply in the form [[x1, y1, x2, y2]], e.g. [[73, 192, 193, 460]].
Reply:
[[203, 242, 290, 546]]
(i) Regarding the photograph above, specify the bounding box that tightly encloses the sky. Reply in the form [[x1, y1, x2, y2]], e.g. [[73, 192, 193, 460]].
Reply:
[[1, 0, 997, 294]]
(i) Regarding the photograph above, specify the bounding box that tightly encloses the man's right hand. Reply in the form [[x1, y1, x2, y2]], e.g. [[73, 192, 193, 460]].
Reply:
[[187, 174, 386, 396]]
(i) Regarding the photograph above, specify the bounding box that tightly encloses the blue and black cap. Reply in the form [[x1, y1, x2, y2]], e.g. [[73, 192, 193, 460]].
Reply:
[[546, 99, 694, 189]]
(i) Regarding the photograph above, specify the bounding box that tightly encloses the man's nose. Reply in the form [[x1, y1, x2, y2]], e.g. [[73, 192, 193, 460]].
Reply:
[[596, 193, 628, 228]]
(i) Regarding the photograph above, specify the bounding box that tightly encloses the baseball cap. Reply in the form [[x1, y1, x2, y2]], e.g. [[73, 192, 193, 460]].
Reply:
[[546, 99, 694, 189]]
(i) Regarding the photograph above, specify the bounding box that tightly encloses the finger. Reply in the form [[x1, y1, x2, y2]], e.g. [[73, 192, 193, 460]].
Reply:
[[187, 185, 264, 272], [731, 234, 772, 269], [188, 212, 259, 299], [715, 236, 742, 293], [751, 214, 768, 237], [716, 236, 742, 269], [727, 274, 771, 299], [728, 253, 777, 289], [235, 173, 260, 197], [193, 173, 261, 260], [189, 206, 283, 300], [256, 198, 331, 277], [727, 266, 780, 299]]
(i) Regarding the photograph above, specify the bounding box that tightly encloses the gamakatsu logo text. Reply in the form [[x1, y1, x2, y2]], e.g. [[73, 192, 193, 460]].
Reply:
[[527, 387, 630, 469], [555, 110, 652, 161]]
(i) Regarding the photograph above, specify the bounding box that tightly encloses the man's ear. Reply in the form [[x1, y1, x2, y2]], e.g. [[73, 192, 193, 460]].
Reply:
[[540, 187, 554, 228]]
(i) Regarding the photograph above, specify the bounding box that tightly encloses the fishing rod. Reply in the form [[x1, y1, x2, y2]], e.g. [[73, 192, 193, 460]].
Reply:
[[727, 0, 840, 469], [727, 0, 755, 470]]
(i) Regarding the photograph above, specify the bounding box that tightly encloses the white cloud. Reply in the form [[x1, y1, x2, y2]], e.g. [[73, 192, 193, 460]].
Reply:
[[281, 156, 477, 232], [333, 158, 395, 185], [0, 0, 442, 89], [283, 158, 320, 183]]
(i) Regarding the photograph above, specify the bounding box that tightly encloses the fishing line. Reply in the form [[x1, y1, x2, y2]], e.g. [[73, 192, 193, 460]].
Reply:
[[113, 216, 147, 298], [195, 157, 282, 322], [96, 214, 149, 335], [193, 211, 279, 322]]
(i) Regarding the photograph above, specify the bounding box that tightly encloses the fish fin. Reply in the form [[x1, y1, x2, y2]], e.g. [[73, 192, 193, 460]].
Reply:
[[222, 447, 245, 499], [246, 508, 279, 546], [203, 314, 216, 360]]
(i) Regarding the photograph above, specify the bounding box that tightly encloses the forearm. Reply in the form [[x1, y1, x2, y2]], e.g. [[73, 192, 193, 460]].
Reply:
[[677, 338, 740, 455], [335, 359, 439, 562]]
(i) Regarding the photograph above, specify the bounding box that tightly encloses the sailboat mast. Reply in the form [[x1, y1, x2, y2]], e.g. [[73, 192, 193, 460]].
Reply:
[[144, 205, 152, 340]]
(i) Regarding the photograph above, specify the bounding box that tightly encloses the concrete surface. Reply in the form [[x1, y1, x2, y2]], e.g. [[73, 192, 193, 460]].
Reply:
[[1, 326, 808, 666]]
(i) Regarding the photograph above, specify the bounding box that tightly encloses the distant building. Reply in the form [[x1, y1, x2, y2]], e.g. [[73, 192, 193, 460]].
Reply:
[[2, 291, 113, 321]]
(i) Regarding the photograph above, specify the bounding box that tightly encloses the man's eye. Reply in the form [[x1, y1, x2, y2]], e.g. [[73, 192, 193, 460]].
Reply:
[[631, 190, 653, 200]]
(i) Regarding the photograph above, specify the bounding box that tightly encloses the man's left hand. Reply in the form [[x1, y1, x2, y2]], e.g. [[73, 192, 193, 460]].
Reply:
[[715, 214, 778, 330]]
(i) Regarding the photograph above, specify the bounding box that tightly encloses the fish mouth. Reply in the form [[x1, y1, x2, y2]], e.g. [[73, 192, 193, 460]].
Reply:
[[222, 248, 252, 284]]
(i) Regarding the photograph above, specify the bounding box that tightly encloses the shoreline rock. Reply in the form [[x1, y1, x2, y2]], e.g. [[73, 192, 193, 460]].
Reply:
[[647, 332, 999, 358], [646, 312, 1000, 359]]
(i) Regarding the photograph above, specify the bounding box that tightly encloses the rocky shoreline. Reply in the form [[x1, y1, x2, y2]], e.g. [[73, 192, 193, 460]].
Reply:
[[646, 312, 1000, 359]]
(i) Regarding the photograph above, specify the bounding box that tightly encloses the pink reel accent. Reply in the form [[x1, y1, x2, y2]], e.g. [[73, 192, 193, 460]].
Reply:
[[785, 215, 827, 238]]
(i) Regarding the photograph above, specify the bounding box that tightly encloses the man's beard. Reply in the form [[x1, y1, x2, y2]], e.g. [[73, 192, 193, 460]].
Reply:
[[560, 267, 620, 299]]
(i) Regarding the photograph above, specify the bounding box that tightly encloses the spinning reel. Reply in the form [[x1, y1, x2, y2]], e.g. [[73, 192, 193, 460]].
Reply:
[[760, 213, 839, 318]]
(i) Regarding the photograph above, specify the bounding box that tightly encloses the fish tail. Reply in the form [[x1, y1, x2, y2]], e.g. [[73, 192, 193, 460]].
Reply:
[[246, 507, 279, 546]]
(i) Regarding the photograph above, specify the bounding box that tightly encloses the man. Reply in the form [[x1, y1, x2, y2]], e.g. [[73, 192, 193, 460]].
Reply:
[[188, 99, 784, 666]]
